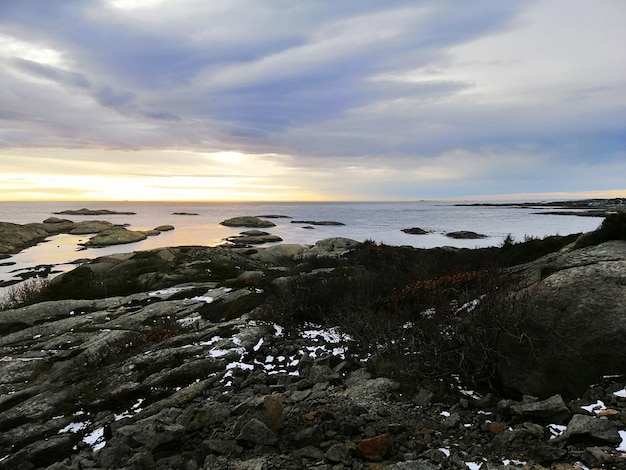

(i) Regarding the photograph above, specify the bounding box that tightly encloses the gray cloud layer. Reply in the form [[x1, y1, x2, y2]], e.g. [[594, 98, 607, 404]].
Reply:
[[1, 0, 625, 198]]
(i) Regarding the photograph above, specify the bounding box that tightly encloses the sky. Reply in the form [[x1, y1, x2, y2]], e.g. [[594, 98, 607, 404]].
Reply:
[[1, 0, 625, 202]]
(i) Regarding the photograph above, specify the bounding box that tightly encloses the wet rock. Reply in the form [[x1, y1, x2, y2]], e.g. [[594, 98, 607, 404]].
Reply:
[[154, 224, 175, 231]]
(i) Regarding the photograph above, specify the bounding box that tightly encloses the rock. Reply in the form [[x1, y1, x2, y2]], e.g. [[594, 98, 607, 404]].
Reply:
[[507, 395, 572, 424], [54, 208, 136, 215], [497, 240, 626, 398], [172, 212, 198, 215], [42, 217, 72, 224], [220, 216, 276, 228], [358, 433, 393, 461], [298, 237, 360, 259], [69, 220, 117, 234], [291, 220, 345, 226], [0, 221, 49, 254], [226, 232, 283, 245], [324, 442, 352, 464], [445, 230, 488, 239], [154, 225, 175, 231], [234, 418, 277, 446], [402, 227, 429, 235], [556, 413, 622, 445], [80, 227, 148, 247], [386, 462, 440, 470], [262, 394, 284, 431]]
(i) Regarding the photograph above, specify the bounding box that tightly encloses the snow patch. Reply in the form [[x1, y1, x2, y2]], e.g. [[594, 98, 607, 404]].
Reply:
[[581, 400, 606, 414]]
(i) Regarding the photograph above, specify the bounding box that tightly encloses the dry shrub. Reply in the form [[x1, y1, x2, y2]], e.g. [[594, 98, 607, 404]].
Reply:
[[0, 277, 50, 311]]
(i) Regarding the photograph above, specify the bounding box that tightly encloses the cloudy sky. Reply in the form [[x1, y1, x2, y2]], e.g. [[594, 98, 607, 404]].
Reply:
[[1, 0, 625, 201]]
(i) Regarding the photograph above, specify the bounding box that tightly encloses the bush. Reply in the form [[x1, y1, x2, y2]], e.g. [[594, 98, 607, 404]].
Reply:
[[263, 256, 512, 394], [0, 277, 50, 310], [575, 212, 626, 248]]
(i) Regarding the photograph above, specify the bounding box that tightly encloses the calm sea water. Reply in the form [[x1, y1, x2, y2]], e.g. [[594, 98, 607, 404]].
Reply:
[[0, 200, 604, 287]]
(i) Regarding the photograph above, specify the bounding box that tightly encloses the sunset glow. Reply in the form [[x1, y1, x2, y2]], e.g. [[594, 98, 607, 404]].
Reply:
[[1, 1, 624, 201]]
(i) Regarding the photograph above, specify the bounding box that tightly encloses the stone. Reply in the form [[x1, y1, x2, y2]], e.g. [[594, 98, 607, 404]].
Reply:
[[235, 418, 277, 446], [154, 225, 175, 231], [386, 462, 440, 470], [55, 208, 136, 215], [509, 395, 572, 424], [291, 220, 345, 226], [497, 240, 626, 398], [220, 216, 276, 228], [0, 221, 49, 254], [358, 433, 393, 461], [401, 227, 429, 235], [69, 220, 117, 234], [324, 442, 352, 464], [557, 414, 621, 445], [263, 394, 284, 431], [445, 230, 488, 239], [81, 227, 148, 247]]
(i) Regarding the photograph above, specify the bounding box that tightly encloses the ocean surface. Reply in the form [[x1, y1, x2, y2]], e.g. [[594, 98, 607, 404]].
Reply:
[[0, 200, 604, 288]]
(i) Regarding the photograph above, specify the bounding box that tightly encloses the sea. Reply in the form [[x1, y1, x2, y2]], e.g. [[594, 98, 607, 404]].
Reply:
[[0, 200, 605, 289]]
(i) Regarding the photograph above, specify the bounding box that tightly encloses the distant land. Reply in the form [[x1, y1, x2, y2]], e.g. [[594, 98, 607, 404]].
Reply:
[[455, 198, 626, 217]]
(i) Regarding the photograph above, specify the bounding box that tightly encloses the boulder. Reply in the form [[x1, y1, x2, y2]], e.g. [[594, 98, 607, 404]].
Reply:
[[220, 216, 276, 228], [497, 240, 626, 398], [154, 225, 175, 232]]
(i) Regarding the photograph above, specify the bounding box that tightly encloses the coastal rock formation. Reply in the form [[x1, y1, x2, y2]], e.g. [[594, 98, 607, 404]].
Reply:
[[401, 227, 429, 235], [220, 216, 276, 228], [54, 208, 136, 215], [1, 262, 625, 469], [0, 221, 49, 254], [80, 227, 149, 247], [498, 240, 626, 398], [224, 230, 283, 246], [446, 230, 488, 239], [291, 220, 345, 226], [154, 225, 175, 232]]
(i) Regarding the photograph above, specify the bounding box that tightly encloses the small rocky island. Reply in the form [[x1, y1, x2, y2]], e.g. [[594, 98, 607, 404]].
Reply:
[[54, 208, 137, 216], [1, 213, 625, 469]]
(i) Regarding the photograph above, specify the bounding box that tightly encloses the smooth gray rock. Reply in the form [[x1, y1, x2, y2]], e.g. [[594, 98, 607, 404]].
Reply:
[[497, 241, 626, 398], [557, 413, 621, 445]]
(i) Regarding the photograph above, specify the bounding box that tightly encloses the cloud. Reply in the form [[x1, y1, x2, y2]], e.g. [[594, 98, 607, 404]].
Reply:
[[0, 0, 624, 199]]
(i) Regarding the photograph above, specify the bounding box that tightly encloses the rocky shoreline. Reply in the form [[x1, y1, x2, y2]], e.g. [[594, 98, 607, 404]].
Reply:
[[1, 218, 625, 468]]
